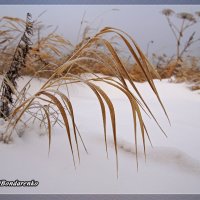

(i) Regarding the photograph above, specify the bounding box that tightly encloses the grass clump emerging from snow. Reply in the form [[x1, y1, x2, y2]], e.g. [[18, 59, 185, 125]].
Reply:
[[1, 26, 169, 174], [0, 14, 169, 174]]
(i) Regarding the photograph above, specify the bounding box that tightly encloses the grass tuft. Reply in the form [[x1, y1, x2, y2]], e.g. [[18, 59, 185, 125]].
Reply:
[[0, 27, 170, 175]]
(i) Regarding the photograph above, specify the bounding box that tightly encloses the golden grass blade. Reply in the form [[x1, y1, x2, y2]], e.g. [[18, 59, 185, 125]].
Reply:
[[102, 37, 166, 135], [48, 34, 73, 47], [93, 76, 157, 147], [8, 83, 68, 157], [2, 16, 25, 24], [40, 57, 99, 89], [85, 84, 108, 157], [45, 89, 80, 162], [60, 75, 109, 157], [92, 78, 148, 169], [89, 37, 128, 88], [86, 82, 118, 175], [38, 91, 76, 167], [103, 79, 139, 168], [98, 27, 170, 124], [92, 37, 166, 135], [42, 106, 52, 154], [44, 44, 62, 56]]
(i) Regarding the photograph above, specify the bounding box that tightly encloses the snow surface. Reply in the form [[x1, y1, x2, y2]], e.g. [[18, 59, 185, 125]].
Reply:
[[0, 76, 200, 194]]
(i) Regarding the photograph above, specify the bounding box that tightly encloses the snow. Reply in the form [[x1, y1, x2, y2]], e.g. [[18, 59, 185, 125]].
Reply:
[[0, 76, 200, 194]]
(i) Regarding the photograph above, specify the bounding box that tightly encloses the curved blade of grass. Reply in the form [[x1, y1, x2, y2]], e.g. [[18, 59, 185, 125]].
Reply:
[[91, 36, 167, 136], [42, 106, 52, 154], [85, 84, 108, 157], [62, 75, 109, 158], [38, 91, 76, 168], [86, 82, 118, 176], [45, 89, 81, 163], [98, 27, 170, 124], [93, 78, 148, 169]]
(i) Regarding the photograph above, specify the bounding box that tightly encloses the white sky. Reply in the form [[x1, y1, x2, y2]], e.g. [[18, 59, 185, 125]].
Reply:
[[0, 5, 200, 57]]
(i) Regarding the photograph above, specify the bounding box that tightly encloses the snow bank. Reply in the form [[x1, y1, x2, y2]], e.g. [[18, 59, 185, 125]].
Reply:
[[0, 76, 200, 194]]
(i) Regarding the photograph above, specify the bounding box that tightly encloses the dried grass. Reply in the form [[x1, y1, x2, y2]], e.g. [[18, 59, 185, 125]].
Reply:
[[157, 58, 200, 90], [0, 25, 169, 175]]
